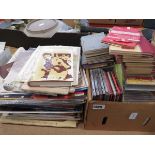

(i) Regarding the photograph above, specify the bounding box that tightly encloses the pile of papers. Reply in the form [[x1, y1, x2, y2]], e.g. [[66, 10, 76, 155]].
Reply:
[[0, 46, 88, 127]]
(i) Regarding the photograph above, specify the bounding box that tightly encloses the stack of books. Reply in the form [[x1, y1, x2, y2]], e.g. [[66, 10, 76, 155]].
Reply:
[[81, 32, 114, 69], [102, 26, 141, 48], [103, 26, 155, 102], [0, 46, 88, 127]]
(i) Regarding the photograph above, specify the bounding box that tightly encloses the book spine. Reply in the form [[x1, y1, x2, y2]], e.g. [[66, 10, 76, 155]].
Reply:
[[95, 69, 103, 100], [90, 69, 96, 100], [102, 71, 109, 101], [93, 69, 100, 100]]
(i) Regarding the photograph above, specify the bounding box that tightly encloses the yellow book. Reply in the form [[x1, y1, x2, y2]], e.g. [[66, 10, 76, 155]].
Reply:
[[126, 78, 155, 85], [28, 46, 75, 87], [109, 44, 142, 55]]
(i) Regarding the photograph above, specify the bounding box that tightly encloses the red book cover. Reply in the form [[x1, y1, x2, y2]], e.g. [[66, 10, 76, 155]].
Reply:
[[102, 26, 141, 48], [139, 36, 155, 56], [110, 26, 141, 42], [103, 37, 137, 48], [111, 72, 121, 95], [104, 72, 113, 101]]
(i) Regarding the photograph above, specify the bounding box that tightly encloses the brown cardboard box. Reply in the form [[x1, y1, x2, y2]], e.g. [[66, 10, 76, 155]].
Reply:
[[63, 19, 76, 28], [84, 70, 155, 132], [115, 19, 143, 26], [88, 19, 115, 25]]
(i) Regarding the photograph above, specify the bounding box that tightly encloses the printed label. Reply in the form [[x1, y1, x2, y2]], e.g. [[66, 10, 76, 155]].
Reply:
[[129, 112, 138, 120], [93, 104, 105, 110]]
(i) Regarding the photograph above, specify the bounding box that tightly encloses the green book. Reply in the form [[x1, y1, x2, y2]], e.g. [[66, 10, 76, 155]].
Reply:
[[114, 64, 124, 88]]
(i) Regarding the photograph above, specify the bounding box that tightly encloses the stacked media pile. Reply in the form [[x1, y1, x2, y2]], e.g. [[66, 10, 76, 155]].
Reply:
[[89, 68, 122, 101], [0, 46, 88, 127], [103, 26, 155, 102], [81, 32, 114, 69], [80, 32, 122, 102], [1, 26, 155, 129]]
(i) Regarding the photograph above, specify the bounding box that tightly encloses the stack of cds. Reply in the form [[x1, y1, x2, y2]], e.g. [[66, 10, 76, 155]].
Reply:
[[89, 68, 122, 101]]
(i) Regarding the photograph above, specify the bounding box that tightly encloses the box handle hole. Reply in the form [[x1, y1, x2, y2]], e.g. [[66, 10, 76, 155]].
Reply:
[[142, 117, 151, 126], [102, 117, 108, 125]]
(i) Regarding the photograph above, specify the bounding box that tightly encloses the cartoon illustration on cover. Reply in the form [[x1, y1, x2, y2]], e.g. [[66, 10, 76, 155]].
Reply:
[[40, 52, 73, 81]]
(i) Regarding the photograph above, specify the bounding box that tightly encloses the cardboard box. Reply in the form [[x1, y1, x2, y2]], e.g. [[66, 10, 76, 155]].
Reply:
[[84, 70, 155, 132], [115, 19, 143, 26], [63, 19, 76, 28], [88, 19, 115, 25]]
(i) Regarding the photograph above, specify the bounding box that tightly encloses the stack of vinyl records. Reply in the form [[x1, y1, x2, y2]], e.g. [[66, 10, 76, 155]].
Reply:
[[0, 46, 88, 128], [89, 68, 122, 101], [81, 32, 114, 69], [104, 26, 155, 102]]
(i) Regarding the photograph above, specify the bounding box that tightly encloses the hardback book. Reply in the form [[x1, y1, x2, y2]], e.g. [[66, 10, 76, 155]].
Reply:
[[114, 64, 125, 88], [3, 113, 82, 121], [0, 117, 77, 128], [125, 68, 155, 75], [104, 37, 137, 48], [102, 26, 141, 48], [140, 36, 155, 56], [82, 61, 114, 69], [71, 46, 81, 86], [21, 47, 80, 95], [126, 77, 155, 85], [109, 44, 142, 55], [21, 83, 75, 95], [27, 46, 77, 87], [109, 36, 155, 57], [109, 26, 141, 43], [18, 46, 80, 86], [123, 91, 155, 102], [81, 32, 109, 54], [124, 84, 155, 91]]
